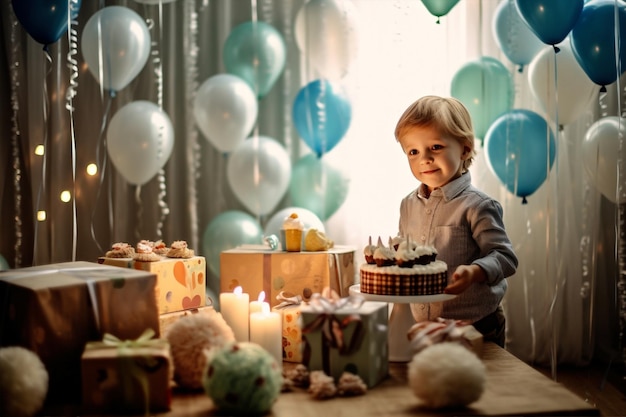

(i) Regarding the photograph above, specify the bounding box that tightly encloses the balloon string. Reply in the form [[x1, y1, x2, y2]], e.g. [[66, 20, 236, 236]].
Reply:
[[315, 78, 327, 157], [66, 0, 81, 262], [90, 95, 114, 255], [280, 0, 294, 160], [9, 12, 23, 268], [135, 186, 143, 242], [184, 0, 200, 250]]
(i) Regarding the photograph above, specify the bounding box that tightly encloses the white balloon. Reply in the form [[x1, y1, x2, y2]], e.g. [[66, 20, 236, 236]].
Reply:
[[264, 207, 325, 248], [528, 41, 597, 126], [582, 116, 626, 204], [194, 74, 258, 153], [227, 136, 291, 216], [294, 0, 359, 80], [81, 6, 151, 93], [133, 0, 177, 4], [492, 0, 544, 69], [107, 101, 174, 186]]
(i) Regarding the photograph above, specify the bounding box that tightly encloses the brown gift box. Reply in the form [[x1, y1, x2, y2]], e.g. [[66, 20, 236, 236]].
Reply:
[[0, 261, 160, 404], [81, 332, 172, 414], [220, 246, 356, 308]]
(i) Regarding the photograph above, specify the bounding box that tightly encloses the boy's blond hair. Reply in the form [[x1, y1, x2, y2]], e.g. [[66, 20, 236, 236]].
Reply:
[[394, 95, 476, 171]]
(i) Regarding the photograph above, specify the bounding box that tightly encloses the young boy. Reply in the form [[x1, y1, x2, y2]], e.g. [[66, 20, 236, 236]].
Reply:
[[394, 95, 518, 347]]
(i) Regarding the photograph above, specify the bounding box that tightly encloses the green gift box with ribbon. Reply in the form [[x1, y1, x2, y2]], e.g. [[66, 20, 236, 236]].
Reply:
[[81, 329, 172, 414], [300, 290, 389, 388], [0, 261, 160, 405]]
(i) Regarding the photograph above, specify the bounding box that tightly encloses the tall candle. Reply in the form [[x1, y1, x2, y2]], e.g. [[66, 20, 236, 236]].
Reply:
[[220, 286, 250, 342], [249, 291, 268, 315], [250, 303, 282, 367]]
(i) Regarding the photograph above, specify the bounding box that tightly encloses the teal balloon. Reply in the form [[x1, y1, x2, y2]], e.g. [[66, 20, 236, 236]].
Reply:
[[514, 0, 583, 46], [202, 210, 263, 278], [451, 56, 514, 142], [484, 109, 556, 204], [223, 21, 286, 99], [293, 79, 352, 157], [289, 153, 350, 221], [0, 254, 9, 270], [421, 0, 460, 22], [570, 0, 626, 88]]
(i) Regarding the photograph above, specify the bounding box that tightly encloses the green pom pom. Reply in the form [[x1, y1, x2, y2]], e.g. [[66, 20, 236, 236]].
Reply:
[[203, 342, 282, 415]]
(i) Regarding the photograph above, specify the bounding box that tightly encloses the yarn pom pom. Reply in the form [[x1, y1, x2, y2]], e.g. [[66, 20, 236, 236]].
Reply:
[[166, 308, 235, 390], [0, 346, 49, 417], [408, 342, 485, 409], [203, 342, 282, 415]]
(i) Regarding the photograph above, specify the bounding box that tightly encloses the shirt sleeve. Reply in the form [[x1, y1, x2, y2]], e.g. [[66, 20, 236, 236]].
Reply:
[[469, 198, 518, 285]]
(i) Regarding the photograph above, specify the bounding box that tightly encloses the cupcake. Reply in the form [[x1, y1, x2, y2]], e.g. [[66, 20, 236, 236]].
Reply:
[[153, 239, 170, 256], [373, 237, 395, 267], [134, 241, 161, 262], [104, 242, 135, 258], [396, 238, 418, 267], [167, 240, 195, 258], [390, 235, 404, 251], [282, 213, 304, 252], [364, 236, 377, 264]]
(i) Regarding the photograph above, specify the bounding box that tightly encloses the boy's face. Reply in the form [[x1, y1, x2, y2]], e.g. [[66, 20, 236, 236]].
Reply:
[[398, 125, 470, 194]]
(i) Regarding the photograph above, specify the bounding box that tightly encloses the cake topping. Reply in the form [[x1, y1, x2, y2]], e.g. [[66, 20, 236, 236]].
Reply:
[[104, 242, 135, 258], [134, 241, 161, 262], [282, 213, 304, 230]]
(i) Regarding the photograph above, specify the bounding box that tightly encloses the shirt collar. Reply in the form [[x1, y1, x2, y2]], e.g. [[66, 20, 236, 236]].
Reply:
[[417, 171, 472, 201]]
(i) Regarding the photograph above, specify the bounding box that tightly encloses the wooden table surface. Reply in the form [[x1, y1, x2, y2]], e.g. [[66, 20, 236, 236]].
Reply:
[[159, 343, 600, 416]]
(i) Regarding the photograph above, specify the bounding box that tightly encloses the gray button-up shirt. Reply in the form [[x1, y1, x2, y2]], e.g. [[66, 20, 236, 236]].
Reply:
[[398, 172, 518, 322]]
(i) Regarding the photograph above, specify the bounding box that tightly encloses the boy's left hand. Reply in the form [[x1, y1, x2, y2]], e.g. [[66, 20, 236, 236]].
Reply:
[[444, 264, 486, 294]]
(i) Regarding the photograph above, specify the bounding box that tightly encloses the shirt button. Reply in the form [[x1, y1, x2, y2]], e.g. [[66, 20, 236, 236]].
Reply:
[[421, 235, 426, 242], [426, 209, 432, 215]]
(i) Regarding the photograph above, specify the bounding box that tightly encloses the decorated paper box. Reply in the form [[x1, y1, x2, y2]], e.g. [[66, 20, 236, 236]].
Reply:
[[98, 256, 207, 314], [300, 298, 389, 388], [220, 246, 356, 309], [158, 305, 216, 336], [81, 330, 172, 414], [271, 292, 304, 363], [0, 261, 160, 404]]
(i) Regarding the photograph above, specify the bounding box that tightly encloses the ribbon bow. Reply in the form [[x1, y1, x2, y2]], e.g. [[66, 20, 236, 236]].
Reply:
[[308, 287, 365, 312], [274, 291, 302, 309], [407, 318, 473, 354]]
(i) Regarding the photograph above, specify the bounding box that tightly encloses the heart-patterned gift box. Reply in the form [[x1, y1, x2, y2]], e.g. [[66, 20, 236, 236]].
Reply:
[[99, 256, 207, 314]]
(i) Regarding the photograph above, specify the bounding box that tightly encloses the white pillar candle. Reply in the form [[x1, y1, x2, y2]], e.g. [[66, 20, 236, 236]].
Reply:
[[249, 291, 268, 315], [250, 303, 283, 367], [220, 286, 250, 342]]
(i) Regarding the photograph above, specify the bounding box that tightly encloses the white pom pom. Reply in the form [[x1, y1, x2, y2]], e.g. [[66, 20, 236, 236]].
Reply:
[[0, 346, 49, 417], [408, 342, 485, 409]]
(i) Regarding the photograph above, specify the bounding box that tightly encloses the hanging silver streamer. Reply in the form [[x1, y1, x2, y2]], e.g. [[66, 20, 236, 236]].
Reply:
[[9, 12, 22, 268], [66, 0, 80, 261], [185, 0, 200, 250]]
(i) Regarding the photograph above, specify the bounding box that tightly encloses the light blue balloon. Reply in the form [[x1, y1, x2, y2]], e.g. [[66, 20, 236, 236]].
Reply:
[[293, 79, 352, 157], [492, 0, 544, 71], [202, 210, 263, 282], [514, 0, 583, 46], [223, 21, 286, 99], [570, 0, 626, 88], [421, 0, 460, 23], [450, 56, 514, 142], [485, 109, 556, 204], [0, 254, 9, 271], [289, 153, 350, 221]]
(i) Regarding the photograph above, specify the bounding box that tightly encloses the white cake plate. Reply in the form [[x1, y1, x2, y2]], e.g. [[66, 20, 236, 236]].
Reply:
[[349, 284, 456, 362]]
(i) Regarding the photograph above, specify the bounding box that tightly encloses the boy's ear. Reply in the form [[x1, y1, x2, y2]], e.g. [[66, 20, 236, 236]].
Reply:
[[461, 145, 472, 159]]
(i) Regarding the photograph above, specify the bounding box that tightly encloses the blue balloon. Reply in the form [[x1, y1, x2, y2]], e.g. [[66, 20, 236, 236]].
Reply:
[[293, 79, 352, 157], [0, 254, 9, 271], [12, 0, 82, 47], [570, 0, 626, 89], [485, 109, 556, 204], [514, 0, 583, 46], [202, 210, 263, 290]]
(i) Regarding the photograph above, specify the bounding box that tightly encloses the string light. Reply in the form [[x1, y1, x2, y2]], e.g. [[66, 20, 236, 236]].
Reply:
[[86, 163, 98, 176], [37, 211, 46, 221], [34, 145, 44, 156], [60, 190, 71, 203]]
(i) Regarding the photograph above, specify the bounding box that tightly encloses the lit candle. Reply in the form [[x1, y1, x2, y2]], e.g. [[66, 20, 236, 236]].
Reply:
[[250, 303, 282, 367], [249, 291, 268, 315], [219, 286, 250, 342]]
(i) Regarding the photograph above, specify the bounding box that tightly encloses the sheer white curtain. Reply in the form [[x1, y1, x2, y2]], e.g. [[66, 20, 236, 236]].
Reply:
[[0, 0, 622, 367]]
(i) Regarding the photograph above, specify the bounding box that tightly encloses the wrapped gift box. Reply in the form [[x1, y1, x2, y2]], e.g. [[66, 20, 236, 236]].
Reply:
[[98, 256, 207, 314], [300, 299, 389, 388], [272, 294, 304, 363], [158, 305, 216, 336], [220, 246, 356, 309], [81, 332, 172, 414], [0, 261, 160, 404]]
